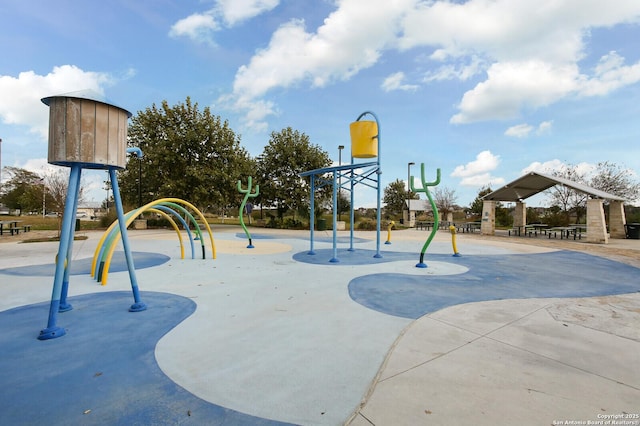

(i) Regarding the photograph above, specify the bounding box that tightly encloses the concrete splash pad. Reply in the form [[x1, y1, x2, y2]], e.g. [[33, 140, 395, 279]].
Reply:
[[0, 229, 638, 425]]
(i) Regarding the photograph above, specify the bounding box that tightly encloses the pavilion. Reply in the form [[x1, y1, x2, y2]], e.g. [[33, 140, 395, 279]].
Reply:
[[480, 171, 627, 244]]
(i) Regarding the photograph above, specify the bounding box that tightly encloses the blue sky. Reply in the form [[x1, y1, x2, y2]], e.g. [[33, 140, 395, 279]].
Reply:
[[1, 0, 640, 208]]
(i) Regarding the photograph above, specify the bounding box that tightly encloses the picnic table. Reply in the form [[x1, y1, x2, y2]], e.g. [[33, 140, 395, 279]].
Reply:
[[547, 226, 584, 240], [0, 220, 22, 236], [508, 224, 549, 237], [416, 221, 434, 230], [456, 222, 481, 233]]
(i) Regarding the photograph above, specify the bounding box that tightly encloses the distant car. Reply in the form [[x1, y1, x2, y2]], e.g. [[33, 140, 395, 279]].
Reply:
[[45, 212, 59, 218], [76, 212, 89, 218]]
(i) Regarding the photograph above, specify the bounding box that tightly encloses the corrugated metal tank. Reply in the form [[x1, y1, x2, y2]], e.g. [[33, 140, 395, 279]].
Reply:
[[42, 92, 132, 169]]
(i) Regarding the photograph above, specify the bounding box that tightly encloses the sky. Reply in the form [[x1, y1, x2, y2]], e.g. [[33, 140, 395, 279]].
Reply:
[[1, 0, 640, 209]]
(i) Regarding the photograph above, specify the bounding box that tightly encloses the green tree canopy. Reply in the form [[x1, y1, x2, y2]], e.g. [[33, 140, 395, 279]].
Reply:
[[121, 98, 253, 212], [383, 179, 418, 218], [0, 166, 84, 215], [256, 127, 331, 219], [1, 167, 43, 213], [469, 186, 492, 216]]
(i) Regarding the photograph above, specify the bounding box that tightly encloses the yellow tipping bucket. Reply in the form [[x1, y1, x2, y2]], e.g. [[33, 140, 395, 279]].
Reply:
[[350, 120, 378, 158]]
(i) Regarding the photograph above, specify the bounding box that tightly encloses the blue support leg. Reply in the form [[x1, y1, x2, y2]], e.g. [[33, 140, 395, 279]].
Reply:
[[38, 165, 82, 339], [58, 167, 83, 313], [110, 168, 147, 312]]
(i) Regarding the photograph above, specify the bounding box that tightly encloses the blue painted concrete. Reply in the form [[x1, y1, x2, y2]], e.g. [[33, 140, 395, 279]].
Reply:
[[0, 251, 170, 277], [348, 250, 640, 319], [238, 233, 370, 244], [0, 291, 293, 426], [293, 248, 410, 265]]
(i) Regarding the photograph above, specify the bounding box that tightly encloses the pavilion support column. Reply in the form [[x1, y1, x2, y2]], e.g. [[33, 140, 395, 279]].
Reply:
[[514, 201, 526, 229], [446, 212, 453, 225], [480, 200, 496, 236], [586, 199, 608, 244], [608, 200, 626, 239]]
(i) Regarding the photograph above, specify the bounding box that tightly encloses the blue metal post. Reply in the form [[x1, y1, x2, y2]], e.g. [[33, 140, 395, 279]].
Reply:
[[349, 158, 355, 252], [109, 168, 146, 312], [38, 165, 82, 340], [373, 113, 382, 258], [308, 175, 316, 255], [355, 111, 382, 258], [330, 171, 339, 262]]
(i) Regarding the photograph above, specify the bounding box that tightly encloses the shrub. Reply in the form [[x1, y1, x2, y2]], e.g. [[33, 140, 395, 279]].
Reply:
[[356, 218, 377, 230]]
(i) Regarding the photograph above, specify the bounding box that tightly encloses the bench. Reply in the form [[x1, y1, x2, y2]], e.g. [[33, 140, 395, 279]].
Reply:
[[23, 224, 32, 233]]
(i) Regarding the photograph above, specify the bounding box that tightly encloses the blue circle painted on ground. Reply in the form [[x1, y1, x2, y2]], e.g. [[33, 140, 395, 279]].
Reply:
[[0, 251, 170, 277], [348, 251, 640, 319]]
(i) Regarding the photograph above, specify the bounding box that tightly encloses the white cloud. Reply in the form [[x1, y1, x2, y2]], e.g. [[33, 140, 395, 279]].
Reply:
[[169, 13, 219, 44], [578, 51, 640, 97], [537, 120, 553, 135], [450, 60, 579, 123], [505, 120, 554, 138], [451, 150, 504, 187], [452, 150, 500, 177], [212, 0, 640, 129], [505, 123, 534, 138], [220, 0, 415, 130], [216, 0, 279, 26], [169, 0, 280, 44], [522, 160, 596, 177], [522, 159, 566, 175], [0, 65, 113, 139], [423, 55, 485, 82], [381, 72, 418, 92]]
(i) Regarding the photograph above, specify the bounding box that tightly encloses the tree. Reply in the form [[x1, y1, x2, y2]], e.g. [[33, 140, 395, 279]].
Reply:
[[547, 165, 588, 223], [589, 161, 640, 202], [1, 167, 42, 213], [433, 186, 458, 221], [469, 186, 492, 216], [121, 97, 253, 212], [546, 162, 640, 223], [0, 166, 85, 215], [45, 168, 85, 214], [383, 179, 417, 218], [256, 127, 331, 220]]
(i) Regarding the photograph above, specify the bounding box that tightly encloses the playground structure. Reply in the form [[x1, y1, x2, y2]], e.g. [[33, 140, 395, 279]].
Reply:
[[91, 198, 215, 285], [237, 176, 259, 248], [410, 163, 441, 268], [38, 91, 147, 340], [300, 111, 382, 262]]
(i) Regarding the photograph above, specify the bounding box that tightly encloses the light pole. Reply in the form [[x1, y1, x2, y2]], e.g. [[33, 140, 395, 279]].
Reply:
[[42, 179, 46, 217], [338, 145, 344, 221], [407, 162, 415, 226]]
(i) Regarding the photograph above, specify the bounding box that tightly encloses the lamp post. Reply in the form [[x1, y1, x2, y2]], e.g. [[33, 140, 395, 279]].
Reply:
[[138, 156, 142, 208], [338, 145, 344, 221], [407, 162, 415, 226]]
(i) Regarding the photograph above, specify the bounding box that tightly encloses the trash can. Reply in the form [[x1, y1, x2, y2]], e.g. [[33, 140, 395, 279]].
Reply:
[[75, 218, 81, 232], [625, 223, 640, 239], [317, 218, 326, 231]]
